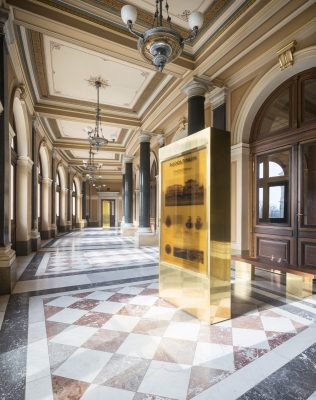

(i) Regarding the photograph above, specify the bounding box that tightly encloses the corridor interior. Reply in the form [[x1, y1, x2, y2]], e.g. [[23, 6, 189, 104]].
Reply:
[[0, 228, 315, 400]]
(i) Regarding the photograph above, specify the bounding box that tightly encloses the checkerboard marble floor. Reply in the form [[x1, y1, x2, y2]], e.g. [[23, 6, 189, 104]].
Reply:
[[1, 228, 316, 400]]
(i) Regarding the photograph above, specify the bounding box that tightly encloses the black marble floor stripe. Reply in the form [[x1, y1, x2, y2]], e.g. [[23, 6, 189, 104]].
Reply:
[[0, 294, 29, 400], [20, 262, 158, 281], [237, 343, 316, 400]]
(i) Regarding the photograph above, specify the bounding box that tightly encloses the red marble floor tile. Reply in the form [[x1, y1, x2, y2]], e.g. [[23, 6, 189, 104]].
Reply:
[[266, 331, 296, 349], [73, 292, 93, 299], [74, 312, 112, 328], [118, 304, 150, 317], [83, 329, 128, 352], [68, 299, 100, 311], [133, 319, 169, 336], [52, 376, 89, 400], [187, 366, 231, 399], [107, 293, 136, 303], [44, 306, 64, 319], [141, 288, 159, 296], [291, 319, 308, 333], [198, 325, 233, 345], [45, 321, 69, 339], [231, 315, 264, 330], [233, 346, 269, 370]]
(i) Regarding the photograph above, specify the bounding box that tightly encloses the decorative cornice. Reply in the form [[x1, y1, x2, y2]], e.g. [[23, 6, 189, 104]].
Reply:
[[139, 132, 152, 143], [123, 155, 134, 163], [208, 86, 227, 109]]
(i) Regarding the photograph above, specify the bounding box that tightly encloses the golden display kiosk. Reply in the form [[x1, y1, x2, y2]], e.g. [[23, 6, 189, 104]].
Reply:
[[159, 127, 231, 324]]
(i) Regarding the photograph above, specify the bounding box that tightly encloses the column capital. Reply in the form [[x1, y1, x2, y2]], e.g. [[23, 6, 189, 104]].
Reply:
[[208, 86, 227, 109], [181, 76, 222, 98], [139, 132, 152, 143], [124, 155, 134, 163], [157, 134, 165, 148], [17, 156, 33, 170]]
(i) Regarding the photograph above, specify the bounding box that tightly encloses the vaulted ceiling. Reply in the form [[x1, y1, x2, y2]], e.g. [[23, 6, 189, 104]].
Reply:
[[6, 0, 315, 183]]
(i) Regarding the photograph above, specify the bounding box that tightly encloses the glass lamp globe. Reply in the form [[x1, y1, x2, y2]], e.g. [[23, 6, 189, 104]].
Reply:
[[121, 5, 137, 24], [188, 11, 204, 30]]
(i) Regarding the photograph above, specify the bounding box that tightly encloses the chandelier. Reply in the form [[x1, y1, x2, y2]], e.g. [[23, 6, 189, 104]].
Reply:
[[86, 76, 109, 150], [82, 146, 102, 172], [121, 1, 204, 72]]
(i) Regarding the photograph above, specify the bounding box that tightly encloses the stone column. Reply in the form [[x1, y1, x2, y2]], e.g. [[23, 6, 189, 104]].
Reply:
[[121, 156, 136, 236], [121, 173, 125, 226], [181, 76, 215, 135], [16, 156, 33, 255], [41, 177, 52, 239], [0, 9, 16, 293], [51, 150, 57, 237], [67, 168, 72, 231], [139, 133, 151, 232], [31, 119, 41, 250], [76, 193, 83, 229], [209, 87, 227, 131]]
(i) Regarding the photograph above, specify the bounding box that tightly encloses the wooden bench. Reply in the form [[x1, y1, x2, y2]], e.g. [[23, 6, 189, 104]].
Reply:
[[231, 255, 316, 298]]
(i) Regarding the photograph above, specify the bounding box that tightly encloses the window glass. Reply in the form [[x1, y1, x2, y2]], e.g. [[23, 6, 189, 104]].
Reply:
[[303, 79, 316, 122], [269, 161, 284, 177], [259, 88, 290, 136], [257, 150, 290, 224], [269, 185, 285, 219]]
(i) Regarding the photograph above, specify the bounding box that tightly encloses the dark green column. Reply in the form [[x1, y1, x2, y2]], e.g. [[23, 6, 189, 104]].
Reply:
[[124, 156, 133, 225], [139, 133, 151, 231]]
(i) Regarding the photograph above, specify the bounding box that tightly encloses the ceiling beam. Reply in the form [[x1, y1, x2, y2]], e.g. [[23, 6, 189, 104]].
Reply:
[[35, 104, 140, 129], [53, 139, 126, 153]]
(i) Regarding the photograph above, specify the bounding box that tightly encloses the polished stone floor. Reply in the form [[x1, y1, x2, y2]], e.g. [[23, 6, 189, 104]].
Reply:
[[0, 228, 316, 400]]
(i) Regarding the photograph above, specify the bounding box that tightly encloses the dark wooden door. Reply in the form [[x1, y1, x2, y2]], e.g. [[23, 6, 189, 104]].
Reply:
[[298, 139, 316, 267]]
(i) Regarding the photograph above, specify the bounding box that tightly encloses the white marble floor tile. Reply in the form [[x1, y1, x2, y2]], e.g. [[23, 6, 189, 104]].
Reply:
[[81, 384, 134, 400], [91, 301, 124, 314], [232, 328, 269, 349], [102, 315, 140, 332], [25, 375, 53, 400], [47, 308, 86, 324], [53, 348, 112, 383], [85, 291, 114, 301], [164, 322, 200, 341], [45, 296, 79, 308], [117, 333, 161, 359], [193, 342, 235, 371], [144, 306, 176, 321], [117, 286, 144, 295], [51, 325, 97, 347], [130, 295, 158, 306], [138, 360, 191, 400], [261, 316, 296, 333]]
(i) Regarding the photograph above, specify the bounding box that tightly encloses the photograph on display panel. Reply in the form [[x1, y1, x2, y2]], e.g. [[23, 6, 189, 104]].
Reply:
[[160, 147, 207, 274]]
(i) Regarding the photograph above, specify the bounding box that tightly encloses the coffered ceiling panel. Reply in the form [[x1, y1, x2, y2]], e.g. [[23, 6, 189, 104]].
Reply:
[[57, 119, 120, 141], [126, 0, 213, 28], [71, 149, 117, 160], [43, 35, 155, 108]]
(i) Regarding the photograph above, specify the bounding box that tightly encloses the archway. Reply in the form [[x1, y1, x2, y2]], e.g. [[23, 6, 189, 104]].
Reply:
[[73, 175, 82, 228], [39, 142, 51, 239], [57, 163, 67, 232]]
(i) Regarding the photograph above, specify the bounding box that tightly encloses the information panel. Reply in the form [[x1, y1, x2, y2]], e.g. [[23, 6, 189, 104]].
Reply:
[[160, 147, 207, 274]]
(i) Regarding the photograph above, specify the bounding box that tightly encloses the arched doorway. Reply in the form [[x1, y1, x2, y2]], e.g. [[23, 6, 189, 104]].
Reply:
[[72, 181, 77, 229], [10, 130, 17, 250], [250, 68, 316, 268], [38, 157, 42, 234], [56, 171, 61, 231]]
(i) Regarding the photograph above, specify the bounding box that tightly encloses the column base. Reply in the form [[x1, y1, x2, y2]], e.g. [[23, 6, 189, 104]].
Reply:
[[136, 232, 158, 247], [58, 225, 67, 233], [82, 219, 87, 228], [51, 224, 57, 238], [121, 224, 137, 236], [75, 221, 85, 229], [15, 239, 32, 256], [40, 230, 52, 240], [31, 230, 41, 251], [66, 221, 72, 232], [0, 246, 16, 294]]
